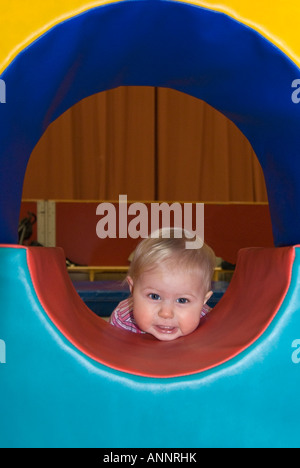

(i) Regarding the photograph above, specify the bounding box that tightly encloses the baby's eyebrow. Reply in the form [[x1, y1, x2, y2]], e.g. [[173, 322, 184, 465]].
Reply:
[[177, 292, 198, 299], [142, 286, 160, 292], [178, 295, 194, 299]]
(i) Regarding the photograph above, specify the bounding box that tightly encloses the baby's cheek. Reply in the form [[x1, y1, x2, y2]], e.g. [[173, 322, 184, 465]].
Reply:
[[133, 303, 153, 331], [179, 313, 201, 334]]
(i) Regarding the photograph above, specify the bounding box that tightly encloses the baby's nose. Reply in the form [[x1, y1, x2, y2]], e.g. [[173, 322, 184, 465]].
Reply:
[[158, 303, 174, 319]]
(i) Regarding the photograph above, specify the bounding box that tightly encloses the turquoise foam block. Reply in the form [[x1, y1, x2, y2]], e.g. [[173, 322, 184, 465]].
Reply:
[[0, 245, 300, 447]]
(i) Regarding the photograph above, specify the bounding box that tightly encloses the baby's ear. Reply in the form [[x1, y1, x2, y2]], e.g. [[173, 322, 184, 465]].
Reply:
[[127, 276, 134, 294], [204, 290, 213, 304]]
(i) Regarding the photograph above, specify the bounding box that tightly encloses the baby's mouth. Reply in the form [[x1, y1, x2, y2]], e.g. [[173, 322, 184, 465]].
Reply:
[[154, 325, 178, 334]]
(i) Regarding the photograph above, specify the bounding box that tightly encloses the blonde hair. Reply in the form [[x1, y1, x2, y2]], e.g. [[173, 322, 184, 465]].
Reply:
[[128, 228, 216, 292]]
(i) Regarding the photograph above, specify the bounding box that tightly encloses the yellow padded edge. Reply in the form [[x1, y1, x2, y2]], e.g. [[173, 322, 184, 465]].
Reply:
[[0, 0, 299, 74]]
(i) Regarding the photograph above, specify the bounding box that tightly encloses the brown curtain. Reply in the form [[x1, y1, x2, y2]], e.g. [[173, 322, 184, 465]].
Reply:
[[22, 86, 268, 202], [157, 88, 267, 201]]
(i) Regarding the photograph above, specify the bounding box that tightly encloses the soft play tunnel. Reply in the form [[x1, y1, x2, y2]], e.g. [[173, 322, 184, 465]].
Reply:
[[1, 0, 300, 448]]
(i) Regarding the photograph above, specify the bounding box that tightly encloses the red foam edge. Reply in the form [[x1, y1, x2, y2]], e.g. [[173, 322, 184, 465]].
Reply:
[[22, 244, 295, 378]]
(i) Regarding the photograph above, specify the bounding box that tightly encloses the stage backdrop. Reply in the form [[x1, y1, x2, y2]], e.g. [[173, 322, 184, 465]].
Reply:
[[22, 87, 268, 202]]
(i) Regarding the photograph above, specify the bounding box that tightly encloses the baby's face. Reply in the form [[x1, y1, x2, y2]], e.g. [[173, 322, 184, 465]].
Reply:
[[128, 265, 212, 341]]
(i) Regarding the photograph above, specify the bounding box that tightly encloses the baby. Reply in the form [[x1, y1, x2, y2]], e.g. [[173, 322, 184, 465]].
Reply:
[[109, 228, 216, 341]]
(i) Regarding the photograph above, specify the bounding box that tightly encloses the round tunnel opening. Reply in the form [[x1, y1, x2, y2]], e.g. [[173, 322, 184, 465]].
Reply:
[[19, 85, 273, 321]]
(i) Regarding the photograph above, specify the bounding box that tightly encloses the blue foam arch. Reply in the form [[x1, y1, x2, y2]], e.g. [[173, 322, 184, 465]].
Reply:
[[0, 0, 299, 245]]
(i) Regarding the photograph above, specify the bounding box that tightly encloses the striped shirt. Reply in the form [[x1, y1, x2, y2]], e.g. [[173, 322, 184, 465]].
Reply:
[[109, 297, 212, 334]]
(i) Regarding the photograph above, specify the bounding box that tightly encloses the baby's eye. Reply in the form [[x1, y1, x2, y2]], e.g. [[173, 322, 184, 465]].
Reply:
[[148, 293, 161, 301], [177, 298, 189, 304]]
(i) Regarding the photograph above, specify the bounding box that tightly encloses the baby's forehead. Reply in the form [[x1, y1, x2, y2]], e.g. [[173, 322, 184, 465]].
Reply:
[[139, 262, 205, 284]]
